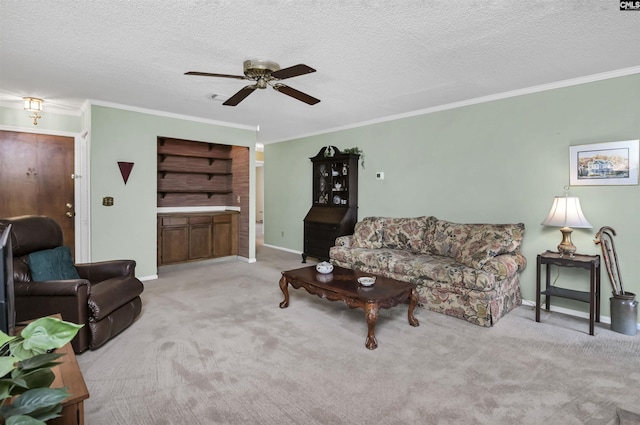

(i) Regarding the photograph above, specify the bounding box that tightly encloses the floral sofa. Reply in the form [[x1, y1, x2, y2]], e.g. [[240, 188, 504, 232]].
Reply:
[[329, 216, 526, 326]]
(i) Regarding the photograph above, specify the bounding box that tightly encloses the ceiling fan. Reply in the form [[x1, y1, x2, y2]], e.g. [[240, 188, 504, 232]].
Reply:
[[185, 59, 321, 106]]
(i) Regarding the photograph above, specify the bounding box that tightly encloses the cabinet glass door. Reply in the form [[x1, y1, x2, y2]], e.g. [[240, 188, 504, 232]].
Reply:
[[330, 162, 349, 206], [314, 163, 329, 205]]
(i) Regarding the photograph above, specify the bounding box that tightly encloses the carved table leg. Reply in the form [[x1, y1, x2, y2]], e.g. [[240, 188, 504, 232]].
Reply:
[[365, 303, 379, 350], [279, 275, 290, 308], [408, 288, 420, 327]]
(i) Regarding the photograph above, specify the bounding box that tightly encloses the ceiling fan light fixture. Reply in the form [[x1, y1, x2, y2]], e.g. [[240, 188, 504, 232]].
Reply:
[[243, 59, 280, 79]]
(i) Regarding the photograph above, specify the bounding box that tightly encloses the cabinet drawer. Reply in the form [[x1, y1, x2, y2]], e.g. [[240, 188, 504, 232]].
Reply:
[[213, 214, 231, 224], [162, 217, 187, 226], [189, 216, 211, 225], [305, 223, 339, 231], [305, 239, 332, 250], [305, 232, 338, 243]]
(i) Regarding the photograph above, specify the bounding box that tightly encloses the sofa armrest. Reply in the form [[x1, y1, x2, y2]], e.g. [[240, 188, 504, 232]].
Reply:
[[88, 276, 144, 321], [14, 279, 90, 297], [76, 260, 136, 282], [482, 253, 527, 280], [335, 235, 353, 248], [14, 280, 90, 339]]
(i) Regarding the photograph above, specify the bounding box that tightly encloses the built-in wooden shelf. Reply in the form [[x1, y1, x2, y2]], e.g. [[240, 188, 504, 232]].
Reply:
[[158, 189, 233, 199], [157, 137, 233, 202]]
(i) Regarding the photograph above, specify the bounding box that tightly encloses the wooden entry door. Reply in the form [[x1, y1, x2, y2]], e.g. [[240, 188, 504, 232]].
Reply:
[[0, 130, 75, 255]]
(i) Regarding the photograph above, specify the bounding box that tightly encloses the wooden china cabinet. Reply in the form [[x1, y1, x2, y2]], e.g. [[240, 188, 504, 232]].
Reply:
[[302, 146, 359, 262]]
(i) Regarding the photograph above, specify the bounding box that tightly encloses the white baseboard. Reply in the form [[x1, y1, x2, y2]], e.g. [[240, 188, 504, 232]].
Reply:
[[522, 298, 640, 330], [238, 256, 256, 263], [262, 243, 303, 256]]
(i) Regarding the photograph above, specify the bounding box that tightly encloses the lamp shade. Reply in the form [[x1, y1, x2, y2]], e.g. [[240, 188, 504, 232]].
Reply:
[[23, 97, 43, 112], [541, 196, 592, 228]]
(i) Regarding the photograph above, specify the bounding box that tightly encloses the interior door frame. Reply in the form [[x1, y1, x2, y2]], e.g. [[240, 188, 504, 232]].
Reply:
[[0, 125, 91, 263]]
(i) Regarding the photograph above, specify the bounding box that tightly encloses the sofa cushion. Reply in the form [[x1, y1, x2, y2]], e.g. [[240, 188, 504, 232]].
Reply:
[[392, 254, 500, 291], [28, 246, 80, 282], [352, 217, 385, 248], [455, 223, 525, 269], [482, 254, 527, 280], [380, 216, 432, 253], [426, 220, 471, 258]]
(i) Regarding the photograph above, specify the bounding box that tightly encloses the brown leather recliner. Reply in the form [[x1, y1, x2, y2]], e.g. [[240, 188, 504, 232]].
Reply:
[[0, 215, 144, 353]]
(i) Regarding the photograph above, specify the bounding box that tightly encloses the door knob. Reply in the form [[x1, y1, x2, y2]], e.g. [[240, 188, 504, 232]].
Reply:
[[66, 203, 73, 209], [66, 211, 73, 218]]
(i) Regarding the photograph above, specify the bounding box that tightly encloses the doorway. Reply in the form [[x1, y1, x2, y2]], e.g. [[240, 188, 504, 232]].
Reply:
[[256, 161, 264, 246], [0, 130, 76, 256]]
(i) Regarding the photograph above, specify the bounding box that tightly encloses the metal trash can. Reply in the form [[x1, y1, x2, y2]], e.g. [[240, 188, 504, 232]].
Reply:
[[610, 292, 638, 336]]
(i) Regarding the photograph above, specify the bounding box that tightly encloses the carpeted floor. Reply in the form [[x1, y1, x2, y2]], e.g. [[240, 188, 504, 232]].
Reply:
[[77, 244, 640, 425]]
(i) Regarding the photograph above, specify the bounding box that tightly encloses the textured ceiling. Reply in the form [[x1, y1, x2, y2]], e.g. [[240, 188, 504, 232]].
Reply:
[[1, 1, 639, 143]]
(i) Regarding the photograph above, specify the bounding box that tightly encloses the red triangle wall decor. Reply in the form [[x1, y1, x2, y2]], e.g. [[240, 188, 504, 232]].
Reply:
[[118, 161, 134, 185]]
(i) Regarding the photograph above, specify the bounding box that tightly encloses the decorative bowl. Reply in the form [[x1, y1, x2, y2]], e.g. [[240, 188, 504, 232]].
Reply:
[[357, 276, 376, 286], [316, 261, 334, 274]]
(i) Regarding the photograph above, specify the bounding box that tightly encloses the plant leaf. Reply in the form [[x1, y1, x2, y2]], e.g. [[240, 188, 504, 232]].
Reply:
[[0, 377, 29, 395], [0, 331, 16, 349], [15, 368, 56, 392], [0, 380, 13, 400], [6, 414, 48, 425], [17, 353, 64, 371], [10, 318, 82, 360], [0, 356, 18, 377], [0, 387, 68, 418], [18, 402, 63, 422]]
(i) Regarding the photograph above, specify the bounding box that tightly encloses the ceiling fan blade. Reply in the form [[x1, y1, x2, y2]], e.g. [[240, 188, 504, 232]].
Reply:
[[184, 71, 247, 80], [270, 64, 316, 80], [272, 84, 320, 105], [223, 85, 257, 106]]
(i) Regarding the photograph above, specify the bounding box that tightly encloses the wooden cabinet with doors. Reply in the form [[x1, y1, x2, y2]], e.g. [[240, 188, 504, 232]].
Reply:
[[157, 211, 239, 266], [303, 146, 359, 262]]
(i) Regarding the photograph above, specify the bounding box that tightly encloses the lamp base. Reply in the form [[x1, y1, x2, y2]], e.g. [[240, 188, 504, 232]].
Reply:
[[557, 226, 576, 258]]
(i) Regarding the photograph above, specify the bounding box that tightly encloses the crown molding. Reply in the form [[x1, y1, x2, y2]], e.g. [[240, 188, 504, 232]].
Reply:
[[87, 99, 257, 131], [269, 66, 640, 144]]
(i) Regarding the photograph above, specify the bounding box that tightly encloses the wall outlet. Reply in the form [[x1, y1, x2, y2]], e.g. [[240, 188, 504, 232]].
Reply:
[[376, 172, 384, 180]]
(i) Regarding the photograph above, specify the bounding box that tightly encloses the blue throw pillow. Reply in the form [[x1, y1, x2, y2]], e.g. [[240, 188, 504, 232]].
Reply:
[[28, 246, 80, 281]]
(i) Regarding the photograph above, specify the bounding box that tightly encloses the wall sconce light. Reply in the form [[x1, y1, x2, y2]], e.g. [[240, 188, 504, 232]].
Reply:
[[541, 191, 592, 258], [23, 97, 43, 125]]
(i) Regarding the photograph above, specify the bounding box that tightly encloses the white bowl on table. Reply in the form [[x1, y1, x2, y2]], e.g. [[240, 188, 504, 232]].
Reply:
[[357, 276, 376, 287], [316, 261, 334, 274]]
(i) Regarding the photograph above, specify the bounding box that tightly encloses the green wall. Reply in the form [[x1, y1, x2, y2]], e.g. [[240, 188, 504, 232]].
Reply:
[[265, 74, 640, 320], [90, 105, 257, 277], [1, 105, 256, 279], [0, 105, 81, 134]]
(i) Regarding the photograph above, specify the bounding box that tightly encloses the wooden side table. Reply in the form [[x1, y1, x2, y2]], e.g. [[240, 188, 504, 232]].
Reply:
[[535, 251, 601, 335]]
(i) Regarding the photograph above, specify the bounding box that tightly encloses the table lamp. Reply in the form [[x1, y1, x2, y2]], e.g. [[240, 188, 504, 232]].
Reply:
[[541, 195, 592, 258]]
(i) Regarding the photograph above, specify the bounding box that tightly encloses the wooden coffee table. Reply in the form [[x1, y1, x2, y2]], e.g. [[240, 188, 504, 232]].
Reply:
[[279, 265, 419, 350]]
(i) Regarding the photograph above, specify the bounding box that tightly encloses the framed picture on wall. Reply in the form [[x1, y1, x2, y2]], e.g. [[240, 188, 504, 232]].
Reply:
[[569, 139, 639, 186]]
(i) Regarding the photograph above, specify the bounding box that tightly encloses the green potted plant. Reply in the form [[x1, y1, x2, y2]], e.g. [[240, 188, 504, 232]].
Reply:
[[0, 317, 82, 425], [342, 147, 365, 168]]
